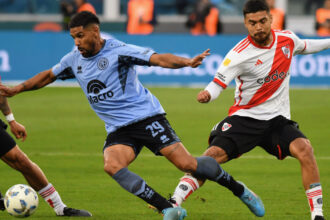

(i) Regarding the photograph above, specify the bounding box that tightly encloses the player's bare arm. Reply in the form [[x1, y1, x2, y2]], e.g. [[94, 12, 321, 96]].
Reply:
[[0, 69, 56, 97], [0, 95, 27, 141], [0, 95, 11, 115], [150, 49, 210, 68]]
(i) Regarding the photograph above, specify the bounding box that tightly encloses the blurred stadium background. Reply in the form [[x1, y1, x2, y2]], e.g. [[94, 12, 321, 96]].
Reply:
[[0, 0, 324, 34], [0, 0, 329, 87]]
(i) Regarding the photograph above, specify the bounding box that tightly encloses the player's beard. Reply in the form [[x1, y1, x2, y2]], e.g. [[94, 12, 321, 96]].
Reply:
[[79, 41, 96, 58], [252, 31, 271, 46]]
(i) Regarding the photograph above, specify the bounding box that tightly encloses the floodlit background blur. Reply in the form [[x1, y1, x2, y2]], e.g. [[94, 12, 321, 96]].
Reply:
[[0, 0, 328, 34]]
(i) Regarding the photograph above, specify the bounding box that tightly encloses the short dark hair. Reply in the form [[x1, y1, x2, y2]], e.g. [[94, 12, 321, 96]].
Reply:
[[243, 0, 269, 16], [68, 11, 100, 29]]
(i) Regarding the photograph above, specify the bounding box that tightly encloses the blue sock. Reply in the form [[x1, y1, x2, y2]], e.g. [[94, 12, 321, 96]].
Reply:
[[112, 168, 172, 211], [194, 156, 244, 196]]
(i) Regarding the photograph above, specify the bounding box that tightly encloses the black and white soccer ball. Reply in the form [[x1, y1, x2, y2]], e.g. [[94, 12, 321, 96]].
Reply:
[[4, 184, 39, 218]]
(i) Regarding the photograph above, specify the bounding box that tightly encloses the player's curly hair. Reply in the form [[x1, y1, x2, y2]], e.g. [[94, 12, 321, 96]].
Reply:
[[243, 0, 270, 17], [68, 11, 100, 29]]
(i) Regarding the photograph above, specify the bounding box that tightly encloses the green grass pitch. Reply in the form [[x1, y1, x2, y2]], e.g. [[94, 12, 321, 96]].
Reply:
[[0, 87, 329, 219]]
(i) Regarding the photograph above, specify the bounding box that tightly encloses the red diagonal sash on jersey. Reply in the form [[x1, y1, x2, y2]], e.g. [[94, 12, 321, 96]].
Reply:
[[229, 36, 294, 115]]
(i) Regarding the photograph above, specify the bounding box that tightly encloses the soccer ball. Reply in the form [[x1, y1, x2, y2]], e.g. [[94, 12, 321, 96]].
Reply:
[[4, 184, 39, 218]]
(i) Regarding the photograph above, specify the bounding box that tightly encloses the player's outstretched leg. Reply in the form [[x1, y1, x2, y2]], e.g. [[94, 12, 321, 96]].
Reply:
[[237, 181, 265, 217], [0, 192, 5, 211], [162, 207, 187, 220], [193, 156, 265, 217]]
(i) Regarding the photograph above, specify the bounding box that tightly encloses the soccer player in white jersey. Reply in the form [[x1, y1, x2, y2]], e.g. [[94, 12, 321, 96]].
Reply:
[[170, 0, 329, 220], [0, 11, 265, 220], [0, 79, 91, 216]]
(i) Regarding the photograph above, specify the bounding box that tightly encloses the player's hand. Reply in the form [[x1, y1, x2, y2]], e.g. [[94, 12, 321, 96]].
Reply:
[[188, 49, 211, 68], [197, 90, 211, 103], [9, 121, 27, 141], [0, 84, 20, 97]]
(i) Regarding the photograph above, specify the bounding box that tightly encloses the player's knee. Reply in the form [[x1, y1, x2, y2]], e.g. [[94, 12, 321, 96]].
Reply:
[[194, 156, 222, 181], [292, 139, 314, 161], [203, 146, 228, 163], [299, 144, 314, 161], [103, 164, 116, 176], [104, 161, 124, 176]]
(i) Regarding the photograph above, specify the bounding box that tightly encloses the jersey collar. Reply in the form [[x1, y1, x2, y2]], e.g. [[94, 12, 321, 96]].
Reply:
[[248, 29, 275, 49]]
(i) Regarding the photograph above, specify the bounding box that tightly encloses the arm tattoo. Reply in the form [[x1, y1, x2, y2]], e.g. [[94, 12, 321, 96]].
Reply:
[[21, 81, 40, 91], [172, 62, 181, 68], [0, 96, 11, 115]]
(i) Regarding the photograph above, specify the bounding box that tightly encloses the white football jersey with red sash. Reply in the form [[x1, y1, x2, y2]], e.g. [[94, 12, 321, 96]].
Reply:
[[214, 29, 306, 120]]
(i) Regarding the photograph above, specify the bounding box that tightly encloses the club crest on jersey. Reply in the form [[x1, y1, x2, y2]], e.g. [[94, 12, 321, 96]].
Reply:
[[97, 57, 109, 70], [222, 122, 232, 132], [281, 45, 291, 59]]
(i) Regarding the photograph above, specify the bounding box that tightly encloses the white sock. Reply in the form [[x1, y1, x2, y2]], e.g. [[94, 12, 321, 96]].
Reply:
[[306, 185, 323, 219], [171, 174, 199, 206], [38, 183, 66, 215]]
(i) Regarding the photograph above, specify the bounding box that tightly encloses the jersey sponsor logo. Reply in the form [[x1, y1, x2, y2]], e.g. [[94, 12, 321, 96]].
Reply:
[[87, 80, 114, 104], [87, 80, 106, 94], [281, 45, 291, 59], [223, 58, 231, 66], [257, 70, 289, 84], [221, 122, 232, 132], [255, 59, 263, 66], [97, 57, 109, 70]]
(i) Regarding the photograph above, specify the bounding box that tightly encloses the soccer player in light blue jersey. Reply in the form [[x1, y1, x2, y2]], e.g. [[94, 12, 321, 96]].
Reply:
[[0, 11, 264, 220]]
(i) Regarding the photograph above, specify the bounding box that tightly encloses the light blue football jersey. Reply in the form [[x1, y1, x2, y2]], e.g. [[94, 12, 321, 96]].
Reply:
[[52, 38, 165, 134]]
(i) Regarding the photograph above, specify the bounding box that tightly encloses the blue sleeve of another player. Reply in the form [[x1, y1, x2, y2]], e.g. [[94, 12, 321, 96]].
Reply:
[[51, 52, 75, 80], [117, 43, 155, 66]]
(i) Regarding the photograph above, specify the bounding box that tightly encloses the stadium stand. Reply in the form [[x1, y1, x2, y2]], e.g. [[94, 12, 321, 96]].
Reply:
[[0, 0, 324, 35]]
